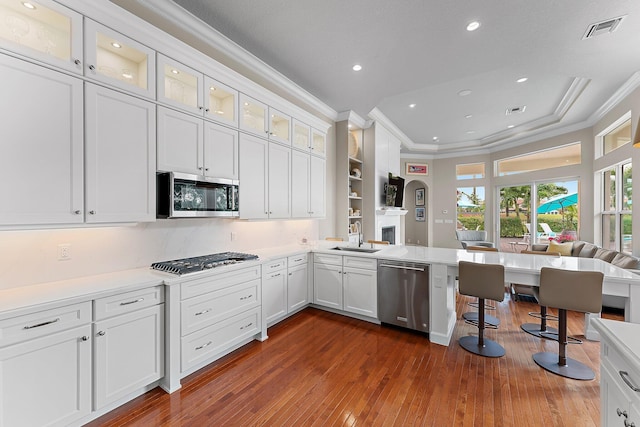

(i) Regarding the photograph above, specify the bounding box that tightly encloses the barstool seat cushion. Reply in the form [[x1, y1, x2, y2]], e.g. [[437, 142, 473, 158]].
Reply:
[[458, 261, 505, 302]]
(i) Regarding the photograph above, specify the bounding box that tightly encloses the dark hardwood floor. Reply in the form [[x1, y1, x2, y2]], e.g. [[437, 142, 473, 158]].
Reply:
[[88, 293, 623, 426]]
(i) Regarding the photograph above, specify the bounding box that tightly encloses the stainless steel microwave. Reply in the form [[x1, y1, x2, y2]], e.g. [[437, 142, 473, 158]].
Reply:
[[157, 172, 239, 218]]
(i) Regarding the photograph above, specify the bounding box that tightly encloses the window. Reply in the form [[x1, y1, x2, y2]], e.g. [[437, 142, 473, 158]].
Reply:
[[601, 162, 632, 253], [495, 143, 581, 176], [456, 162, 485, 180], [601, 115, 631, 156], [457, 186, 485, 231]]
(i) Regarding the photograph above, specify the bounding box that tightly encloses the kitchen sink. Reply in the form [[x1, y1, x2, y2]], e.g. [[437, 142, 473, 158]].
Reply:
[[330, 247, 380, 253]]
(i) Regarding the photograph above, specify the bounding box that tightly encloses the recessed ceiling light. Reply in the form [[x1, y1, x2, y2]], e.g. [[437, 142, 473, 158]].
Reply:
[[352, 64, 362, 71], [409, 103, 416, 108], [466, 130, 476, 134], [465, 114, 473, 119], [111, 42, 122, 49], [432, 136, 439, 141], [516, 77, 528, 83], [348, 124, 352, 128], [466, 21, 481, 31], [21, 2, 36, 10], [171, 69, 179, 74], [507, 125, 515, 129], [458, 89, 472, 96]]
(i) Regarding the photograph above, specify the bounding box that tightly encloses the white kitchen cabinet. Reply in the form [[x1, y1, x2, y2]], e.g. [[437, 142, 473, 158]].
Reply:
[[157, 106, 239, 179], [239, 133, 291, 219], [93, 304, 164, 410], [313, 254, 377, 318], [157, 54, 238, 127], [292, 150, 325, 218], [239, 93, 290, 145], [311, 128, 326, 157], [0, 0, 83, 74], [263, 258, 287, 326], [287, 255, 309, 312], [179, 265, 262, 373], [601, 363, 640, 427], [292, 119, 311, 152], [85, 83, 156, 223], [84, 19, 155, 99], [0, 309, 92, 427], [0, 54, 84, 225]]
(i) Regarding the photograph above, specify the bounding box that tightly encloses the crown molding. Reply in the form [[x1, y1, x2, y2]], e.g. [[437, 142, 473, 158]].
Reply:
[[588, 71, 640, 124], [124, 0, 338, 122], [336, 110, 368, 129]]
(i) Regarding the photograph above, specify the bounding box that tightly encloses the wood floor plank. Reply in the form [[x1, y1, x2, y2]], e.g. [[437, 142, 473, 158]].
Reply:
[[88, 294, 623, 427]]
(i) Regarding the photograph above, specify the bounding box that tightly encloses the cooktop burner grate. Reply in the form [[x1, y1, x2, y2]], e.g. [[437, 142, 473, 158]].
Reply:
[[151, 252, 259, 275]]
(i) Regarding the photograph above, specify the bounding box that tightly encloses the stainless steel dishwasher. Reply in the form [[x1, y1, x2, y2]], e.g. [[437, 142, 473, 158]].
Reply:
[[377, 260, 429, 333]]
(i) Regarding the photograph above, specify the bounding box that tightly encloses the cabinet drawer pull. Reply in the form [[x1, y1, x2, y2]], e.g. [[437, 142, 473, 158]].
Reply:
[[293, 258, 303, 262], [240, 322, 253, 330], [619, 371, 640, 392], [120, 298, 144, 306], [271, 273, 281, 278], [195, 341, 212, 351], [240, 294, 253, 301], [617, 408, 628, 418], [194, 308, 211, 316], [24, 318, 60, 330]]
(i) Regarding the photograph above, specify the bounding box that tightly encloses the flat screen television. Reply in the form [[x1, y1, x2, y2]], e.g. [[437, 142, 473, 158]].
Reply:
[[386, 175, 405, 208]]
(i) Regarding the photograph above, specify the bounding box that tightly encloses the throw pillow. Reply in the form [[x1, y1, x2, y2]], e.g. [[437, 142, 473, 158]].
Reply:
[[547, 241, 573, 256]]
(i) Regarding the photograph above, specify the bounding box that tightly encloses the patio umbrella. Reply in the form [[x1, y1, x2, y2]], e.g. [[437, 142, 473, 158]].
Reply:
[[457, 201, 478, 208], [536, 192, 578, 214]]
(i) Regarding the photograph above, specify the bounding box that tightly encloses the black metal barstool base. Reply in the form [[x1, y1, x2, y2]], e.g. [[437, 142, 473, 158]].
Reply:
[[521, 322, 558, 339], [532, 352, 595, 380], [463, 311, 500, 327], [459, 335, 505, 358]]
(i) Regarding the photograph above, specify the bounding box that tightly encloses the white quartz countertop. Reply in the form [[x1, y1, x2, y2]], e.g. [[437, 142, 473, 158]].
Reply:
[[592, 318, 640, 372]]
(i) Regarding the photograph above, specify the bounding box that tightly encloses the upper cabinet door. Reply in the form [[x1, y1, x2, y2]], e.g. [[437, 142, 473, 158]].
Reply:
[[204, 121, 239, 180], [204, 76, 238, 127], [84, 19, 155, 99], [0, 0, 83, 74], [85, 83, 156, 223], [157, 54, 203, 116], [311, 128, 326, 157], [268, 108, 291, 146], [0, 54, 83, 226], [292, 120, 310, 152], [239, 93, 268, 137]]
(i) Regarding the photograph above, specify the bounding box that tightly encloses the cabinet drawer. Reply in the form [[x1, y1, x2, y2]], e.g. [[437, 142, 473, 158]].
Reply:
[[343, 256, 377, 270], [181, 279, 260, 336], [314, 253, 342, 266], [182, 265, 261, 300], [94, 286, 164, 321], [263, 258, 287, 272], [0, 302, 91, 348], [603, 341, 640, 397], [181, 308, 260, 372], [288, 254, 308, 267]]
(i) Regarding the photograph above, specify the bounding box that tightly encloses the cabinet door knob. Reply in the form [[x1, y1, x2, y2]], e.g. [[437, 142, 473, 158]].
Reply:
[[198, 167, 203, 170], [199, 106, 203, 110], [89, 210, 96, 215], [74, 210, 81, 215], [205, 168, 209, 171], [81, 336, 89, 341], [73, 59, 81, 66], [205, 108, 210, 112], [97, 331, 106, 336], [88, 64, 96, 71]]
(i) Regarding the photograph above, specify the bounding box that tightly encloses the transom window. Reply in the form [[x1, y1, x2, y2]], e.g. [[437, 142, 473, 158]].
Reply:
[[495, 143, 581, 177], [456, 162, 485, 180]]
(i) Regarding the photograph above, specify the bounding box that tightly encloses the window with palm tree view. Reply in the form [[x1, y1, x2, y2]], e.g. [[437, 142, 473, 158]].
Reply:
[[601, 162, 632, 254], [457, 187, 485, 231], [499, 180, 579, 251]]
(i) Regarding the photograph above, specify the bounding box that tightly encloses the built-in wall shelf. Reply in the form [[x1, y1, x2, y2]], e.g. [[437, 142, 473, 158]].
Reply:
[[349, 196, 362, 200], [349, 176, 362, 181], [349, 157, 362, 164]]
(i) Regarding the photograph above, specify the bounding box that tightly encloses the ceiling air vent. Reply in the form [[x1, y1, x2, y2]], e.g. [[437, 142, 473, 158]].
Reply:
[[505, 106, 526, 116], [583, 15, 626, 39]]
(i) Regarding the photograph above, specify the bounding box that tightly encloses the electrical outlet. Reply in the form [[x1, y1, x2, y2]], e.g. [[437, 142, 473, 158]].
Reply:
[[58, 244, 71, 261]]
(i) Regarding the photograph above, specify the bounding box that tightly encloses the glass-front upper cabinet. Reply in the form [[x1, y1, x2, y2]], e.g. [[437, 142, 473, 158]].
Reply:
[[157, 53, 202, 115], [204, 77, 237, 127], [292, 119, 310, 151], [269, 107, 291, 146], [84, 19, 155, 99], [239, 93, 268, 137], [0, 0, 82, 74], [311, 128, 326, 157]]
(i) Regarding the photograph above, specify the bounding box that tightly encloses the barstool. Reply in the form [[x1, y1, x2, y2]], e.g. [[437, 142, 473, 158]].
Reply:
[[532, 267, 603, 380], [519, 250, 561, 339], [462, 246, 501, 328], [458, 260, 506, 358]]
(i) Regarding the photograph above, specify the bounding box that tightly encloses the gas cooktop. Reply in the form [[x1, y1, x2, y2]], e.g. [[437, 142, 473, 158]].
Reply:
[[151, 252, 259, 275]]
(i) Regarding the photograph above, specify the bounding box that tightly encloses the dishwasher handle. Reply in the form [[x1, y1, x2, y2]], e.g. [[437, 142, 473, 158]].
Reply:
[[379, 263, 426, 272]]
